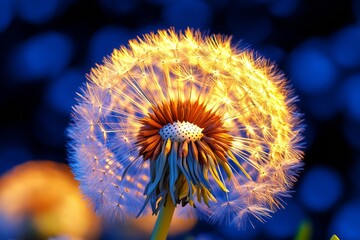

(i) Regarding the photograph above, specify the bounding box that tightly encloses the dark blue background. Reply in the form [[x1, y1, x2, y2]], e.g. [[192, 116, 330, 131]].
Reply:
[[1, 0, 360, 239]]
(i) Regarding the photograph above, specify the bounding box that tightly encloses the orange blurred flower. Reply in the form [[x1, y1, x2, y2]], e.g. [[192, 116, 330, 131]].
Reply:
[[0, 161, 101, 239]]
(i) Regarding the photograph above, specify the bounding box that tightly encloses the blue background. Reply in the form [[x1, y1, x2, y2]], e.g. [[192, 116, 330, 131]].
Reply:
[[1, 0, 360, 239]]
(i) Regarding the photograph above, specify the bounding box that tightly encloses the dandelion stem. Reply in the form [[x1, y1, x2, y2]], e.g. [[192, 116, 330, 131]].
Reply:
[[150, 194, 175, 240]]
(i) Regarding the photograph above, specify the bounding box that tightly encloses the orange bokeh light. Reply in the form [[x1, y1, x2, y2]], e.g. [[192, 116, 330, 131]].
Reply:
[[0, 161, 101, 239]]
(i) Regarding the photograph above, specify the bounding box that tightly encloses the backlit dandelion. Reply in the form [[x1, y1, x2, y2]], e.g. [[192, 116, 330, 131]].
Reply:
[[68, 28, 304, 238]]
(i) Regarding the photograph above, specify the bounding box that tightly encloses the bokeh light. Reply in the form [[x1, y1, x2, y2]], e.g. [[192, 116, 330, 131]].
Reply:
[[162, 0, 212, 29], [264, 199, 305, 238], [0, 161, 101, 239], [329, 25, 360, 68], [88, 26, 133, 65], [0, 0, 13, 32], [9, 32, 73, 81], [45, 69, 84, 115], [15, 0, 64, 24], [268, 0, 299, 17], [288, 40, 338, 95], [195, 232, 223, 240], [329, 200, 360, 240], [299, 166, 343, 212], [219, 223, 260, 240], [340, 74, 360, 121]]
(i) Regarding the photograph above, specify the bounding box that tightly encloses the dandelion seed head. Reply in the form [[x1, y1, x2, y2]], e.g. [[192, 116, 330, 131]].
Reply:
[[68, 28, 304, 228]]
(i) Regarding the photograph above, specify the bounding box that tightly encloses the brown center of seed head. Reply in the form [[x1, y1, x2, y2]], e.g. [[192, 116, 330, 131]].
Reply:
[[135, 100, 233, 165]]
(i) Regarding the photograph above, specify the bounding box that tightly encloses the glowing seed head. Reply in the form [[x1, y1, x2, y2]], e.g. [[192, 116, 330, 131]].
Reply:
[[68, 28, 304, 228], [159, 121, 203, 142]]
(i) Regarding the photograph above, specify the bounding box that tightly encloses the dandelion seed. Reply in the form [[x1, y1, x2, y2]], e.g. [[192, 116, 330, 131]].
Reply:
[[68, 28, 304, 234]]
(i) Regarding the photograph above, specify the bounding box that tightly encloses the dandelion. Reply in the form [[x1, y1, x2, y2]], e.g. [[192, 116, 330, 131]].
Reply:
[[68, 28, 304, 239]]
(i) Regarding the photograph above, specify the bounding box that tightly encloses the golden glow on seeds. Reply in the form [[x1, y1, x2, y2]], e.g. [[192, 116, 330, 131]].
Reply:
[[73, 28, 304, 225]]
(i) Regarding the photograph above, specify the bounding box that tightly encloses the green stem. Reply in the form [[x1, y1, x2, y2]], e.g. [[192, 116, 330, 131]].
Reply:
[[150, 195, 175, 240]]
